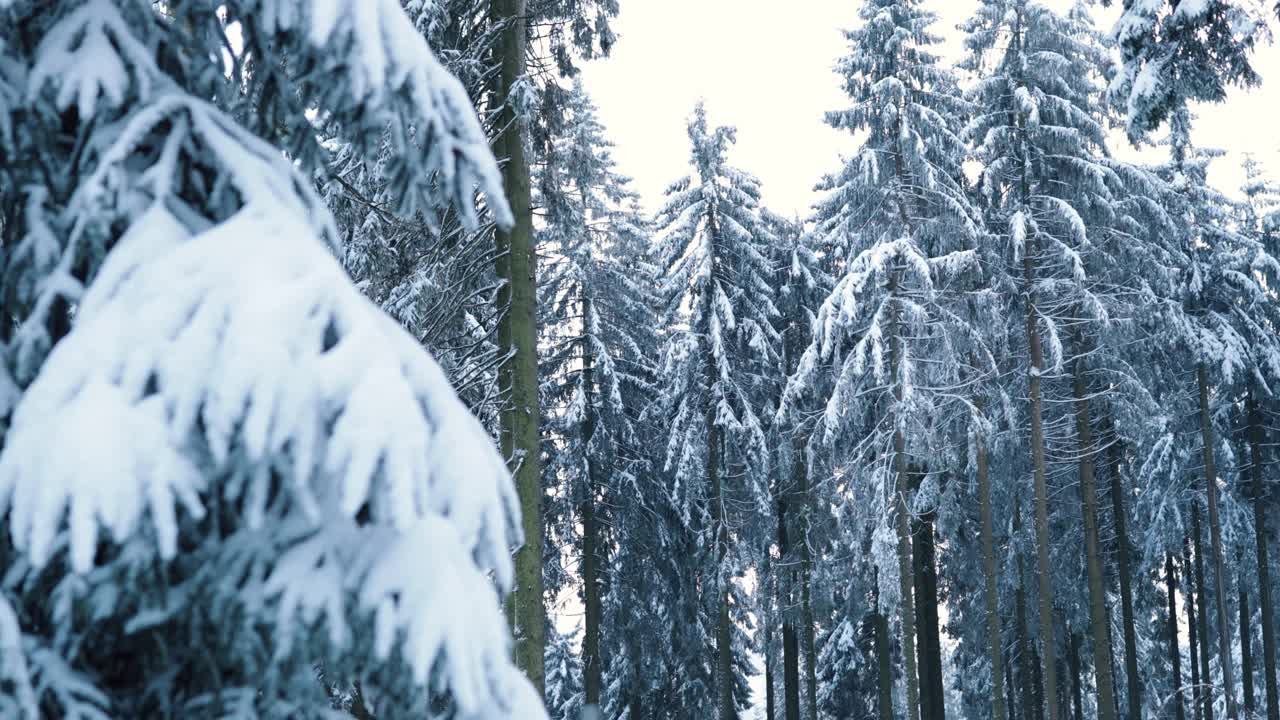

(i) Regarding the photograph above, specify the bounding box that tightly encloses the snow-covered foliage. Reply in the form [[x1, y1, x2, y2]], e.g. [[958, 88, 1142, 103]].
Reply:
[[653, 103, 780, 505], [647, 101, 778, 719], [0, 1, 540, 717], [1104, 0, 1270, 138]]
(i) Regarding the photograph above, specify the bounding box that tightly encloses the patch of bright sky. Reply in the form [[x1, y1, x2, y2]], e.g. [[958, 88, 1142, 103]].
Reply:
[[580, 0, 1280, 217]]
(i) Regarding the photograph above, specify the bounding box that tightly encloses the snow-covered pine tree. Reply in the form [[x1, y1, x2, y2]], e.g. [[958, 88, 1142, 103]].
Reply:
[[545, 626, 586, 720], [537, 79, 656, 718], [1104, 0, 1271, 138], [0, 1, 541, 717], [764, 212, 831, 720], [1236, 152, 1280, 720], [961, 3, 1162, 719], [332, 0, 508, 423], [652, 101, 779, 720], [780, 2, 985, 718]]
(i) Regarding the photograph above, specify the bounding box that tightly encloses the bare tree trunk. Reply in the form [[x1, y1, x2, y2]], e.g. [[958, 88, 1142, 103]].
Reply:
[[491, 0, 543, 695], [1023, 229, 1060, 720], [1193, 510, 1214, 720], [1067, 628, 1084, 720], [889, 270, 921, 720], [1008, 646, 1021, 720], [1242, 576, 1256, 717], [1169, 553, 1186, 720], [709, 416, 733, 720], [913, 469, 946, 720], [1071, 356, 1118, 720], [874, 575, 895, 720], [1103, 414, 1142, 720], [1249, 385, 1279, 720], [802, 542, 819, 720], [979, 427, 1009, 720], [1187, 541, 1204, 720], [1197, 364, 1239, 719], [778, 492, 801, 720], [580, 295, 602, 711], [765, 617, 776, 720], [1016, 500, 1040, 720]]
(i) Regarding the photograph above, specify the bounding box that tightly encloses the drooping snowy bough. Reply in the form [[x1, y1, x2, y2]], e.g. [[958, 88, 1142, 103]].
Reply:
[[0, 1, 540, 718]]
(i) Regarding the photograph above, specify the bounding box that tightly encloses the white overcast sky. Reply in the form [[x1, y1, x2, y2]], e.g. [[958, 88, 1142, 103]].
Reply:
[[579, 0, 1280, 217]]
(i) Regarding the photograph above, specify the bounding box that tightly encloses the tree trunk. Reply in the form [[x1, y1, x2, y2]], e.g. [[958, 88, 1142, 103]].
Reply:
[[1007, 646, 1021, 720], [1023, 227, 1060, 720], [580, 295, 603, 711], [1071, 355, 1118, 720], [1242, 577, 1256, 717], [1067, 628, 1084, 720], [778, 493, 801, 720], [766, 618, 776, 720], [913, 469, 946, 720], [710, 417, 733, 720], [979, 427, 1010, 720], [802, 547, 819, 720], [1193, 509, 1214, 720], [1103, 414, 1142, 720], [889, 271, 922, 720], [790, 438, 819, 720], [1169, 553, 1186, 720], [491, 0, 543, 695], [1249, 385, 1279, 720], [1016, 500, 1040, 720], [874, 575, 895, 720], [1198, 363, 1239, 719], [1187, 540, 1198, 717]]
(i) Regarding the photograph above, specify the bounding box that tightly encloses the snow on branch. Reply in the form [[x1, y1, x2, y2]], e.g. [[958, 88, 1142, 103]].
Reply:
[[245, 0, 511, 228], [0, 201, 526, 711]]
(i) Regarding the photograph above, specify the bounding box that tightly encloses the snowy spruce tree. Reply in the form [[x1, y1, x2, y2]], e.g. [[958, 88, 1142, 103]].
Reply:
[[1104, 0, 1271, 138], [651, 101, 778, 720], [536, 79, 656, 719], [779, 2, 986, 718], [764, 211, 831, 720], [0, 1, 543, 717]]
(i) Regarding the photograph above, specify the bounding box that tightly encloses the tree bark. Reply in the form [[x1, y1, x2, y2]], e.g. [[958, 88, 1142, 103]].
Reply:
[[1193, 509, 1214, 720], [889, 270, 922, 720], [580, 294, 603, 711], [1242, 577, 1256, 717], [709, 416, 733, 720], [778, 493, 801, 720], [802, 543, 819, 720], [1103, 414, 1142, 720], [1169, 553, 1186, 720], [1067, 628, 1084, 720], [491, 0, 543, 695], [979, 426, 1009, 720], [1249, 385, 1279, 720], [1197, 363, 1239, 719], [1007, 646, 1021, 720], [1016, 500, 1040, 720], [913, 469, 946, 720], [1023, 226, 1060, 720], [765, 618, 776, 720], [1071, 356, 1118, 720], [1187, 541, 1203, 720], [874, 575, 895, 720]]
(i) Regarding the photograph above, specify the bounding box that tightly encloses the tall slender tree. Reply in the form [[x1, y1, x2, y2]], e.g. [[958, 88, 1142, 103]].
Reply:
[[653, 102, 779, 720]]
